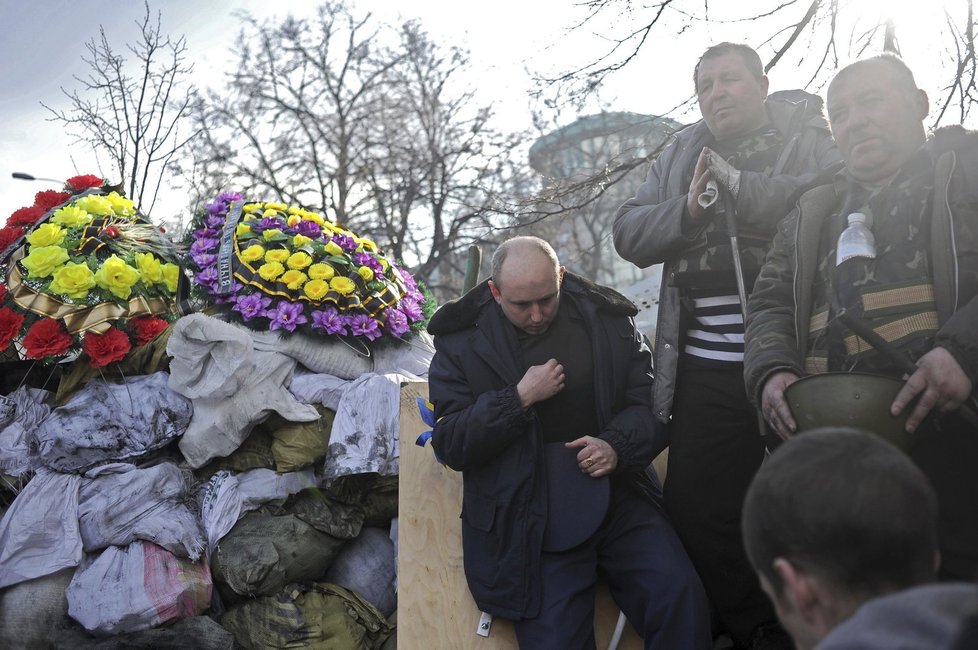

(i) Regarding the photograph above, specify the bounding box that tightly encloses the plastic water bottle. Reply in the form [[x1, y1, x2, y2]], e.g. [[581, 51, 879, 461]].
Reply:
[[836, 212, 876, 266]]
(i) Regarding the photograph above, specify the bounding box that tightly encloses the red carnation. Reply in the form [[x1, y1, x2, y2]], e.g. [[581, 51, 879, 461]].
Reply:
[[0, 226, 24, 252], [129, 316, 169, 346], [0, 283, 6, 303], [33, 190, 72, 211], [23, 319, 73, 360], [82, 327, 132, 368], [0, 306, 25, 352], [65, 175, 105, 192], [6, 206, 44, 229]]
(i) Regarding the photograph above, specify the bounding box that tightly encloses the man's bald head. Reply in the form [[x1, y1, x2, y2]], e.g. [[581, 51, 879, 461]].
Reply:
[[488, 236, 565, 335]]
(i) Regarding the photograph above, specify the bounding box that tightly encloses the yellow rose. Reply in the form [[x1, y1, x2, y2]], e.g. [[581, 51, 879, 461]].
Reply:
[[292, 234, 312, 248], [240, 244, 265, 263], [303, 279, 329, 301], [287, 251, 313, 270], [264, 248, 290, 264], [262, 229, 283, 241], [26, 223, 66, 247], [48, 261, 96, 299], [281, 269, 308, 290], [357, 265, 374, 281], [235, 223, 252, 237], [329, 276, 356, 295], [262, 208, 280, 218], [105, 192, 135, 217], [288, 206, 303, 215], [358, 237, 378, 252], [258, 262, 285, 281], [286, 215, 302, 227], [73, 194, 113, 216], [50, 205, 92, 228], [21, 245, 69, 278], [301, 211, 325, 226], [324, 241, 343, 256], [162, 263, 180, 293], [242, 203, 262, 213], [308, 263, 335, 280], [94, 254, 141, 299], [135, 252, 163, 284], [380, 257, 390, 270], [265, 202, 287, 211]]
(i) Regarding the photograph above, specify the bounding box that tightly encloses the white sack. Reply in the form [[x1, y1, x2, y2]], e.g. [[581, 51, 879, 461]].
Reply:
[[323, 373, 403, 479], [78, 462, 205, 560], [34, 372, 192, 473], [0, 468, 83, 589], [166, 313, 255, 399], [66, 541, 212, 636], [0, 386, 51, 477]]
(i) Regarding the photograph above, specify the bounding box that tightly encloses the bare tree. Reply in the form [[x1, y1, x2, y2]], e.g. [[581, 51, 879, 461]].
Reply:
[[189, 4, 534, 298], [44, 1, 198, 213], [538, 0, 978, 128]]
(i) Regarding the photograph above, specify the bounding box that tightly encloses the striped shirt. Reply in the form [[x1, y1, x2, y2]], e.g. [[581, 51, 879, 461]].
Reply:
[[684, 293, 744, 364]]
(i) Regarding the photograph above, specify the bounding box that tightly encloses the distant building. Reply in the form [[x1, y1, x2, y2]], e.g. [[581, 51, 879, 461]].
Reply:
[[526, 111, 681, 340]]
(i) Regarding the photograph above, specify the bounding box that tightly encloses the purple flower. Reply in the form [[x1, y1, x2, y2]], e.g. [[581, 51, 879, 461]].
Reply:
[[193, 228, 220, 240], [194, 266, 219, 287], [232, 293, 272, 320], [399, 296, 423, 322], [311, 306, 349, 336], [192, 252, 217, 268], [251, 217, 285, 233], [353, 252, 384, 274], [385, 307, 410, 337], [400, 268, 419, 292], [349, 313, 381, 340], [217, 191, 244, 204], [265, 300, 308, 332], [190, 238, 220, 255], [332, 233, 357, 252], [214, 280, 244, 303], [294, 220, 322, 239], [204, 214, 225, 230]]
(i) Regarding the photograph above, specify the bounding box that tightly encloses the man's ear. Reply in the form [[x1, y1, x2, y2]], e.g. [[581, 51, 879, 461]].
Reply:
[[558, 266, 566, 286], [759, 74, 770, 99], [772, 557, 820, 624], [488, 279, 502, 303], [914, 89, 929, 120]]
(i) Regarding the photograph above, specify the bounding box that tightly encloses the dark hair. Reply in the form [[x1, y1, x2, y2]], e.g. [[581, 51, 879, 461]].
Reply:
[[742, 428, 938, 599], [830, 53, 919, 96], [490, 236, 559, 289], [694, 42, 764, 89]]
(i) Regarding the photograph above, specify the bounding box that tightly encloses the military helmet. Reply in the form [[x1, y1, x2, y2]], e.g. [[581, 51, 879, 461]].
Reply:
[[784, 372, 916, 451]]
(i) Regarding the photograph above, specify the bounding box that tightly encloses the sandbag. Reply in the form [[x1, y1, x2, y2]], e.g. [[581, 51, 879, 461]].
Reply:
[[323, 527, 397, 617], [66, 541, 212, 635], [166, 313, 256, 399], [51, 615, 235, 650], [283, 486, 364, 539], [327, 472, 399, 526], [0, 386, 51, 478], [210, 511, 348, 602], [0, 469, 83, 589], [78, 462, 205, 559], [324, 373, 401, 479], [268, 405, 336, 472], [220, 582, 393, 650], [0, 568, 74, 650], [196, 426, 276, 481], [34, 372, 192, 473]]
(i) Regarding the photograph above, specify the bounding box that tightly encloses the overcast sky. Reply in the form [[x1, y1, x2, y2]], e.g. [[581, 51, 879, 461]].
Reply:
[[0, 0, 959, 223]]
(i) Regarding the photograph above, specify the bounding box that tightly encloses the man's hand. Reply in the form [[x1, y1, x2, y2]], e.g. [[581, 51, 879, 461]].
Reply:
[[685, 148, 714, 226], [892, 347, 974, 433], [704, 147, 742, 197], [517, 358, 565, 409], [566, 436, 618, 478], [761, 371, 801, 440]]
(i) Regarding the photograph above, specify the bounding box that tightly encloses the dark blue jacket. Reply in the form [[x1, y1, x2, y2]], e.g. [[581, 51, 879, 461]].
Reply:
[[427, 272, 665, 619]]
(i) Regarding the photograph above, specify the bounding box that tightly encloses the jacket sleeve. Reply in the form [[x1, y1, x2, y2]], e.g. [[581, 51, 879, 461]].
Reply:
[[613, 139, 703, 268], [428, 337, 533, 472], [735, 129, 842, 233], [597, 318, 666, 470], [744, 210, 807, 406]]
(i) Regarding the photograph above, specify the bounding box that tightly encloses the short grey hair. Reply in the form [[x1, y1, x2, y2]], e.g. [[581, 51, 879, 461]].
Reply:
[[831, 54, 920, 97]]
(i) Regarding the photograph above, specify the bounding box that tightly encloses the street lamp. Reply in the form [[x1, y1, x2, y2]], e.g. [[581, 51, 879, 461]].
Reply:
[[11, 172, 64, 184]]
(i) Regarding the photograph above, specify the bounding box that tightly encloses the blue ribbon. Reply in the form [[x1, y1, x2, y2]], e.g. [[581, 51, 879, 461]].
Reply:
[[415, 396, 442, 463]]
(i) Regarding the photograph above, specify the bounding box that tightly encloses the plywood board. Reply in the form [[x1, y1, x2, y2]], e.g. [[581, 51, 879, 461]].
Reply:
[[398, 381, 643, 649]]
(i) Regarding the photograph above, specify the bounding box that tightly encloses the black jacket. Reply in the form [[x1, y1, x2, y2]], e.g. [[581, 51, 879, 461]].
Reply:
[[427, 272, 665, 619]]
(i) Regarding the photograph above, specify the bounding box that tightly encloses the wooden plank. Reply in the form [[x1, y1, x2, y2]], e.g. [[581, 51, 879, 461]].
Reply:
[[398, 381, 643, 649]]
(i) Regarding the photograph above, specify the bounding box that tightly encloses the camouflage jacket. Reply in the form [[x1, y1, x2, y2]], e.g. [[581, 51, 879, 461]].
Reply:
[[744, 127, 978, 406], [614, 91, 840, 422]]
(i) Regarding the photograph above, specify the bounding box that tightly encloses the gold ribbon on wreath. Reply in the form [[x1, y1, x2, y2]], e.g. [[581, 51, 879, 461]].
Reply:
[[5, 245, 174, 335]]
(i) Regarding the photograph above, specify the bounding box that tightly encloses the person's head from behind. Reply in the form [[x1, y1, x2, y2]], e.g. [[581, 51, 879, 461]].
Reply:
[[694, 42, 770, 140], [488, 236, 565, 336], [742, 427, 939, 650], [827, 54, 929, 184]]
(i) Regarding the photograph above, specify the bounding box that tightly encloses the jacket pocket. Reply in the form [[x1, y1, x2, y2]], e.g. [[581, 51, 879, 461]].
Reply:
[[461, 494, 506, 590]]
